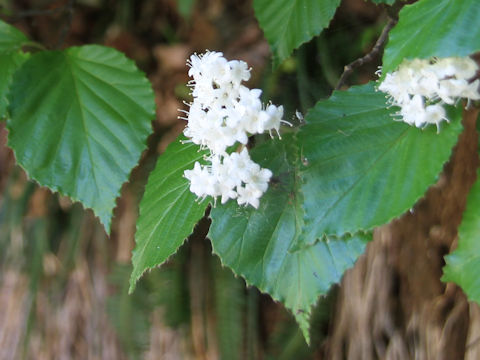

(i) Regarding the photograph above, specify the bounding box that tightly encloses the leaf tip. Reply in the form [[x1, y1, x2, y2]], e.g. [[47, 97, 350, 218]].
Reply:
[[294, 309, 312, 345], [128, 276, 138, 294]]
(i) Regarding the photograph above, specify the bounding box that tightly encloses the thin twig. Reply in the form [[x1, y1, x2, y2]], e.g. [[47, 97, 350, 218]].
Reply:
[[55, 0, 75, 50], [335, 17, 397, 90]]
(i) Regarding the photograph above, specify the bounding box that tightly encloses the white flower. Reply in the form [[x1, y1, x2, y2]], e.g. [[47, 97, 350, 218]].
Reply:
[[229, 60, 251, 84], [378, 72, 411, 105], [183, 150, 273, 208], [182, 51, 287, 208], [210, 156, 238, 204], [378, 56, 480, 131], [432, 57, 478, 79], [184, 162, 216, 199], [415, 71, 439, 98], [262, 104, 284, 136], [187, 51, 225, 81], [184, 52, 286, 154], [463, 80, 480, 101], [244, 167, 272, 193], [424, 104, 448, 133], [399, 94, 425, 127], [237, 184, 263, 209], [228, 149, 256, 182]]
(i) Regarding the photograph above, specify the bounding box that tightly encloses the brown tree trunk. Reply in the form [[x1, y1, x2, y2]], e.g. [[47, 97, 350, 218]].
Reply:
[[325, 108, 480, 360]]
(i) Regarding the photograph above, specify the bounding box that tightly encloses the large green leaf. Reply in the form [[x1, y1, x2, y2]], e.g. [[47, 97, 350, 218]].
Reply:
[[0, 51, 29, 118], [298, 83, 463, 244], [382, 0, 480, 75], [253, 0, 341, 66], [7, 45, 155, 232], [0, 20, 29, 51], [208, 134, 370, 343], [443, 169, 480, 304], [129, 136, 209, 293]]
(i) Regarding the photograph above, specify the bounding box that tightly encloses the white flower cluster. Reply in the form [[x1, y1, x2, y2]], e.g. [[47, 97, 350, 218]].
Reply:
[[184, 149, 272, 209], [378, 57, 480, 132], [182, 51, 287, 208], [183, 51, 285, 154]]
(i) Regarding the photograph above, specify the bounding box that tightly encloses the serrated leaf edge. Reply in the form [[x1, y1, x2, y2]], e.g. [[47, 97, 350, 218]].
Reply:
[[129, 201, 210, 293], [254, 0, 341, 66], [128, 138, 210, 293], [208, 223, 367, 345], [298, 86, 463, 244], [5, 45, 156, 233]]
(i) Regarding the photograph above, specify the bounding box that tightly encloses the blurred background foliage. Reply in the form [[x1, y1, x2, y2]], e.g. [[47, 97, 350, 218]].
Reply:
[[0, 0, 386, 358]]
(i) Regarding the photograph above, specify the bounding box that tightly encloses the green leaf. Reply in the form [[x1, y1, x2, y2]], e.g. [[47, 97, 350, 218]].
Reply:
[[129, 136, 209, 293], [443, 168, 480, 304], [7, 45, 155, 232], [208, 134, 370, 343], [0, 20, 30, 119], [298, 83, 463, 244], [382, 0, 480, 75], [253, 0, 341, 66], [0, 20, 29, 51], [0, 51, 29, 119]]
